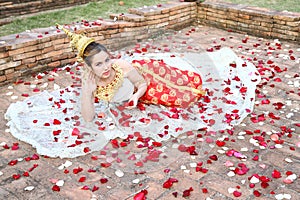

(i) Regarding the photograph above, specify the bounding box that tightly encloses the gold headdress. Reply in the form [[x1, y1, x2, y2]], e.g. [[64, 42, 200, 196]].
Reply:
[[56, 23, 94, 62]]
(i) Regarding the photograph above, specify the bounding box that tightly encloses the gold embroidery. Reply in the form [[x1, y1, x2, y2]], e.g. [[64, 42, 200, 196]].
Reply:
[[94, 64, 123, 102], [148, 88, 155, 96], [177, 78, 183, 85], [175, 98, 182, 106], [183, 94, 190, 102], [194, 76, 200, 84], [165, 74, 171, 81], [151, 97, 158, 104], [161, 94, 169, 102], [156, 83, 163, 92], [182, 74, 188, 82], [153, 61, 160, 68], [188, 71, 194, 77], [171, 70, 177, 77], [159, 67, 166, 76], [169, 89, 176, 97]]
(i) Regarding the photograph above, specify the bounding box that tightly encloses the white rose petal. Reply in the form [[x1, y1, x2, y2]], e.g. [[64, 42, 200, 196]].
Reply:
[[228, 187, 235, 194], [6, 91, 13, 96], [250, 176, 260, 184], [41, 83, 48, 88], [180, 165, 186, 170], [241, 179, 246, 184], [132, 179, 140, 184], [0, 171, 3, 176], [11, 96, 18, 100], [284, 158, 293, 163], [240, 147, 248, 152], [190, 163, 197, 168], [24, 186, 35, 191], [0, 142, 7, 146], [64, 160, 72, 168], [227, 171, 235, 177], [58, 164, 65, 170], [237, 136, 245, 140], [217, 149, 225, 154], [54, 84, 60, 90], [56, 180, 65, 187], [286, 174, 297, 180], [283, 193, 291, 199], [275, 144, 283, 148], [115, 169, 124, 177], [286, 113, 294, 118], [275, 194, 284, 200], [183, 169, 190, 173]]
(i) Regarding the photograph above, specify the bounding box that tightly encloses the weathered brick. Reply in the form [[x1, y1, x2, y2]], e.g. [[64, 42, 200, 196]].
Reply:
[[52, 38, 65, 45], [286, 21, 300, 27], [22, 57, 36, 65], [0, 75, 6, 82], [147, 13, 169, 21], [147, 18, 169, 25], [8, 48, 25, 56], [4, 68, 14, 74], [12, 50, 42, 61], [47, 61, 61, 68], [0, 51, 9, 59], [0, 61, 21, 70], [0, 57, 10, 65], [206, 11, 227, 20], [5, 71, 21, 80]]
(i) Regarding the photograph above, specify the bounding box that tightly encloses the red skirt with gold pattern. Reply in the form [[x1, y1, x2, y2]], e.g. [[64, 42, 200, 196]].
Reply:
[[132, 59, 205, 108]]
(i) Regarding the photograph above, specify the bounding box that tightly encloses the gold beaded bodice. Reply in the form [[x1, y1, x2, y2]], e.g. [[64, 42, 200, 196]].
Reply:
[[94, 64, 124, 102]]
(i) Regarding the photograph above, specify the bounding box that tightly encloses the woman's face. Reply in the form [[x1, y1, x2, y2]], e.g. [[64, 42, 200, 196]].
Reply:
[[90, 51, 113, 79]]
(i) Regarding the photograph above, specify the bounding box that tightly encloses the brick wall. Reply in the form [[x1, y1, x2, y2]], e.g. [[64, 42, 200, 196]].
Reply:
[[0, 1, 196, 85], [197, 1, 300, 42], [0, 0, 97, 25], [0, 1, 299, 85]]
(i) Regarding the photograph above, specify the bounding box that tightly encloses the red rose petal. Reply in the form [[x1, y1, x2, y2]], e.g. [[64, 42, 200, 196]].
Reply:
[[8, 160, 18, 166], [78, 176, 86, 182], [52, 185, 60, 192], [233, 190, 242, 197], [272, 169, 282, 178], [100, 178, 108, 184], [12, 174, 21, 180], [53, 119, 61, 125], [92, 185, 99, 192]]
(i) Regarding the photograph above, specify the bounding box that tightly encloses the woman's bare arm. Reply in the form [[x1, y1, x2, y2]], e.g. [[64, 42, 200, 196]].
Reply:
[[81, 69, 97, 122]]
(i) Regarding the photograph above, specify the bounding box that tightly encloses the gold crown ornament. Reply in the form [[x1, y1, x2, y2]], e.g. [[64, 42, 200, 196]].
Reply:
[[56, 23, 94, 62]]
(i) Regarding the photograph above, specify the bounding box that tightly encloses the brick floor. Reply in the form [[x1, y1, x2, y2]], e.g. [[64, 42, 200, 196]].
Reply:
[[0, 25, 299, 200]]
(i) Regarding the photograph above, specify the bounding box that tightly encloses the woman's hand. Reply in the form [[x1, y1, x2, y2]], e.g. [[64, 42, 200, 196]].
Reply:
[[127, 93, 139, 109], [82, 70, 97, 95]]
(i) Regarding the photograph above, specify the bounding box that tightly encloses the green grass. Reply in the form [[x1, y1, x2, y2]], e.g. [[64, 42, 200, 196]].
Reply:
[[0, 0, 167, 37], [221, 0, 300, 13]]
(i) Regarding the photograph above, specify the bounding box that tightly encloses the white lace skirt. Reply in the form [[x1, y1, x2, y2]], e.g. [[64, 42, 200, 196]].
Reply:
[[5, 48, 261, 158]]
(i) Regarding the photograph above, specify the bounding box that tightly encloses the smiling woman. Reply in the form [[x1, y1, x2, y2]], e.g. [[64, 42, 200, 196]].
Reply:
[[0, 0, 168, 36]]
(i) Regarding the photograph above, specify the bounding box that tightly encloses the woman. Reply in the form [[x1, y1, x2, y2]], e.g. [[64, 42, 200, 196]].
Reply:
[[5, 25, 260, 158], [80, 41, 206, 122]]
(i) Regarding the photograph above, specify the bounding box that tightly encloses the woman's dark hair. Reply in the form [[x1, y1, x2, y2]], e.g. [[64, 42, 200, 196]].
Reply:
[[83, 42, 108, 67]]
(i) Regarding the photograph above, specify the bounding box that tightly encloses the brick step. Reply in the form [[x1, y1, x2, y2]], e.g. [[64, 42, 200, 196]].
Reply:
[[109, 13, 146, 23]]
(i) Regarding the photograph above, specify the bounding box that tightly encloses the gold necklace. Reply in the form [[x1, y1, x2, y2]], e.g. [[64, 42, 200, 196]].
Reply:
[[94, 63, 124, 102]]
